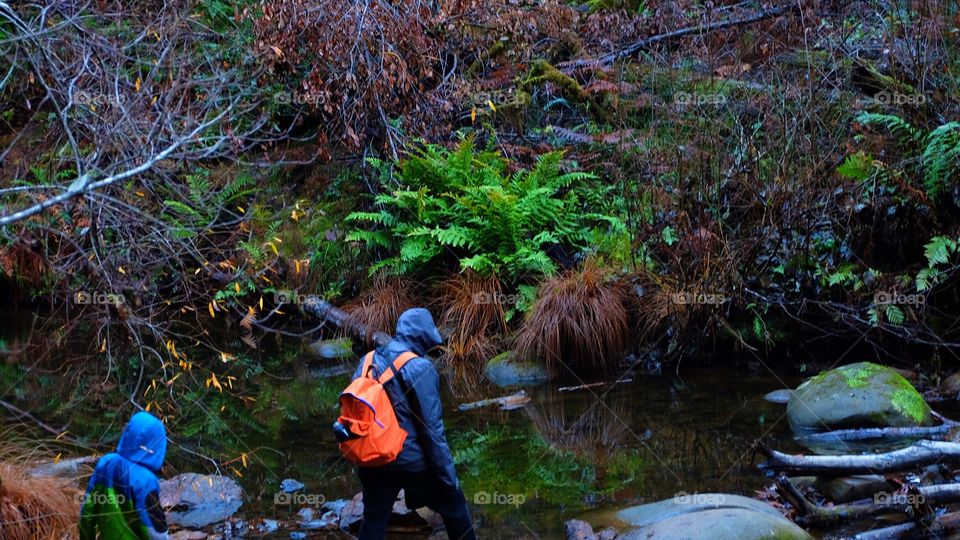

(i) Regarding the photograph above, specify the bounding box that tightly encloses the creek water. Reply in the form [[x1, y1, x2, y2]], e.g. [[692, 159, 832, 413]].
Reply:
[[241, 364, 804, 538], [0, 313, 807, 538]]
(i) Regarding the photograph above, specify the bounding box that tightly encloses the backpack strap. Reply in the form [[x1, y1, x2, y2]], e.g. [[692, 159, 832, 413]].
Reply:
[[377, 351, 418, 384], [360, 351, 376, 378]]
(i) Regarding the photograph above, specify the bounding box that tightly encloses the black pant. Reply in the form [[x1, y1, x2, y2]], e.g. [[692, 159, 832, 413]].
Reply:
[[357, 467, 477, 540]]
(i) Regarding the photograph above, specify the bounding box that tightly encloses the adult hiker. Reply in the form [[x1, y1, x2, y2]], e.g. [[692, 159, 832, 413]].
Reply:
[[80, 411, 169, 540], [335, 307, 477, 540]]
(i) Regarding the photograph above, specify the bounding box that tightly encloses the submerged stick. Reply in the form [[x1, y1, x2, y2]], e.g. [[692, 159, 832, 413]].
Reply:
[[458, 391, 530, 411], [758, 440, 960, 476], [558, 379, 633, 392]]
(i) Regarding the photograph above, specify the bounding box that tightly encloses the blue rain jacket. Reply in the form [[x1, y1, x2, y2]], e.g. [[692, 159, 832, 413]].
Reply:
[[80, 412, 169, 540], [351, 308, 460, 491]]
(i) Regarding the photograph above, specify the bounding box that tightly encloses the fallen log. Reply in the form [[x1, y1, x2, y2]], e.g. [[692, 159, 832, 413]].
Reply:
[[796, 412, 960, 444], [300, 296, 391, 346], [563, 2, 802, 68], [853, 510, 960, 539], [458, 391, 530, 411], [796, 423, 959, 444], [776, 474, 960, 527], [757, 440, 960, 476]]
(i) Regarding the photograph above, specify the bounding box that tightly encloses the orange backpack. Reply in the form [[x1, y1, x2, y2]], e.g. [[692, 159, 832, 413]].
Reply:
[[337, 350, 418, 466]]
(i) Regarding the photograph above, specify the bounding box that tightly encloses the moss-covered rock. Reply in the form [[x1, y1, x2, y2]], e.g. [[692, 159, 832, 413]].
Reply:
[[483, 350, 550, 387], [787, 362, 933, 432]]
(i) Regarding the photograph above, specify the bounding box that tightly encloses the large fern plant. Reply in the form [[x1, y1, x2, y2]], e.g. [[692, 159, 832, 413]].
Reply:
[[347, 136, 622, 282], [856, 113, 960, 200]]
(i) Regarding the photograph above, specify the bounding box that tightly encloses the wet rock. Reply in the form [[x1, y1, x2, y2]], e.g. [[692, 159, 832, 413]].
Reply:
[[339, 491, 438, 534], [941, 372, 960, 397], [566, 518, 598, 540], [160, 473, 244, 529], [281, 478, 305, 493], [787, 362, 933, 432], [763, 389, 793, 404], [309, 338, 354, 359], [170, 531, 209, 540], [813, 475, 888, 503], [483, 351, 550, 387], [256, 519, 280, 534], [613, 494, 811, 540]]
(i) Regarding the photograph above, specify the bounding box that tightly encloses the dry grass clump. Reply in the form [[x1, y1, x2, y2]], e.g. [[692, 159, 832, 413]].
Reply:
[[344, 276, 416, 344], [437, 273, 508, 388], [515, 264, 630, 376], [0, 433, 82, 540]]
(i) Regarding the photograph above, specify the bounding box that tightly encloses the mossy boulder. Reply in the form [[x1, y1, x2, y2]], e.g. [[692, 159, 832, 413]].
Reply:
[[613, 494, 812, 540], [483, 351, 550, 387], [787, 362, 933, 432], [308, 337, 354, 359]]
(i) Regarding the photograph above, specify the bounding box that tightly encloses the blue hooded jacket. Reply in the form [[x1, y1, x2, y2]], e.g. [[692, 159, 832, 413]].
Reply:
[[80, 411, 169, 540], [351, 308, 460, 491]]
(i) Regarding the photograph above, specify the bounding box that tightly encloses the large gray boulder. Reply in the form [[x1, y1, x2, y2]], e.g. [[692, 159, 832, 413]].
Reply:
[[160, 473, 243, 529], [614, 494, 811, 540], [787, 362, 933, 432], [483, 351, 549, 387]]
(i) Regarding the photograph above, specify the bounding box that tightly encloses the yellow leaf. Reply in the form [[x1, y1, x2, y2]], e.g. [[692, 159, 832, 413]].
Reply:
[[270, 46, 284, 58], [151, 95, 158, 106], [207, 373, 223, 392], [231, 467, 243, 478], [54, 453, 62, 463], [220, 351, 235, 363], [241, 453, 248, 468], [237, 206, 245, 214], [194, 268, 202, 275], [471, 107, 476, 122], [167, 373, 182, 386], [99, 338, 107, 353], [118, 266, 126, 274], [258, 296, 264, 310], [208, 302, 216, 318], [294, 259, 301, 275], [265, 242, 278, 255], [235, 282, 241, 293], [487, 99, 496, 112], [135, 191, 146, 197], [135, 77, 142, 92]]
